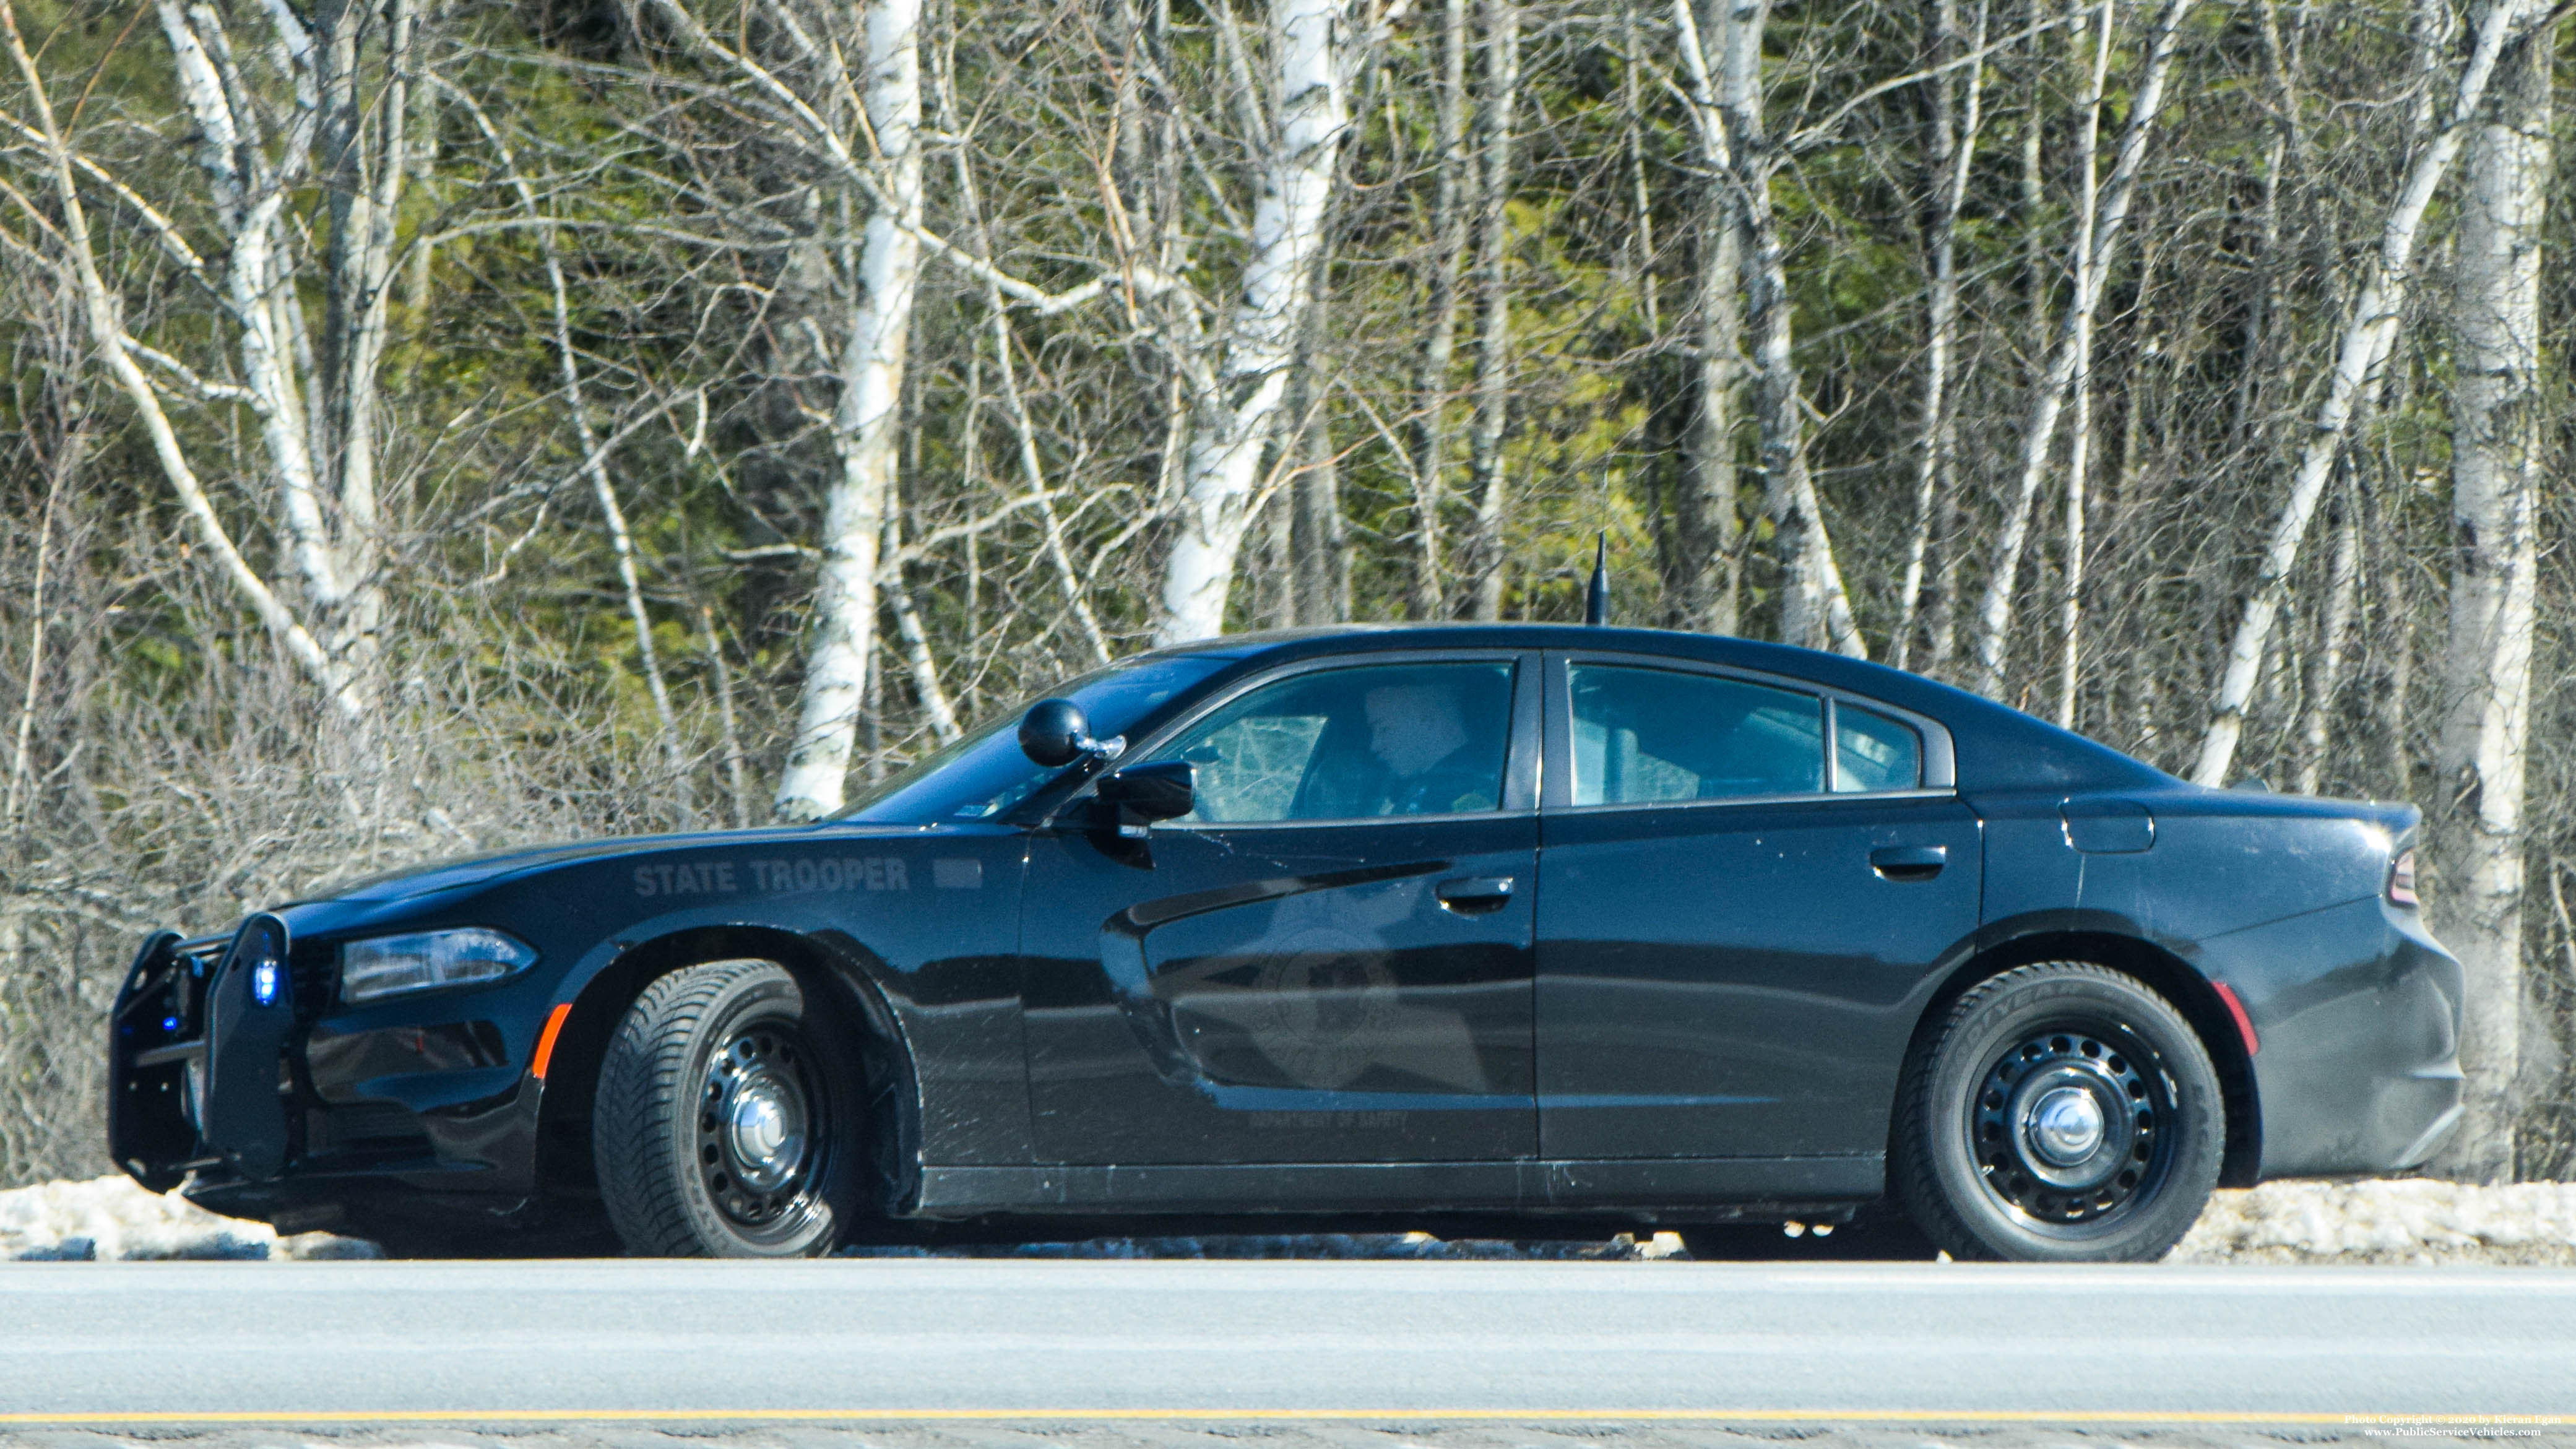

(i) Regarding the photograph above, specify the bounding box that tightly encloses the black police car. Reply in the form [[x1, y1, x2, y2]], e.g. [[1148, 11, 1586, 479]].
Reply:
[[109, 625, 2461, 1261]]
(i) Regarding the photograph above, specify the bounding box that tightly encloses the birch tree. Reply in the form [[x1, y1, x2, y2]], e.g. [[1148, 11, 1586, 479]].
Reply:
[[1891, 0, 1987, 669], [1407, 0, 1474, 619], [637, 0, 931, 820], [1964, 0, 2190, 701], [1154, 0, 1354, 644], [1463, 0, 1523, 621], [1672, 0, 1864, 657], [1672, 174, 1745, 636], [1722, 0, 1865, 656], [2429, 27, 2549, 1182], [2187, 0, 2536, 787], [0, 0, 421, 737]]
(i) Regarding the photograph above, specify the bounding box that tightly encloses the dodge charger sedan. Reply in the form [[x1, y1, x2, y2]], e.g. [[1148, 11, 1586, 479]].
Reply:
[[109, 624, 2463, 1261]]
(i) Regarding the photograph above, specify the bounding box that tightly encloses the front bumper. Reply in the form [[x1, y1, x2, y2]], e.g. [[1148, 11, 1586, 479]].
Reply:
[[110, 923, 545, 1233]]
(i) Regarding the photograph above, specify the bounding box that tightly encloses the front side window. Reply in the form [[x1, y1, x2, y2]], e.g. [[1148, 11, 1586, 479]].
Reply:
[[1149, 662, 1516, 824], [1568, 665, 1823, 806]]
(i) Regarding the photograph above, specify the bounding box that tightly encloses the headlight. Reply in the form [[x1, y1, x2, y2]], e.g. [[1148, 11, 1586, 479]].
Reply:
[[339, 927, 538, 1005]]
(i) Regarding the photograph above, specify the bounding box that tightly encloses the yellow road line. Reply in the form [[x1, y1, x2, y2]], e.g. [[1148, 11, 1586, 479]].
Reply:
[[0, 1409, 2565, 1427]]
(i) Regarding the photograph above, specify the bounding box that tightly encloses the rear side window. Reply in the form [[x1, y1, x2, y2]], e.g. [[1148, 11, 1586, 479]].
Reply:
[[1834, 704, 1924, 793], [1568, 665, 1823, 805]]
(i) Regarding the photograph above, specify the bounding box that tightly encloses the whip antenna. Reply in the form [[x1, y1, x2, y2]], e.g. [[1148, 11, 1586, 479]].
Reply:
[[1583, 532, 1610, 626]]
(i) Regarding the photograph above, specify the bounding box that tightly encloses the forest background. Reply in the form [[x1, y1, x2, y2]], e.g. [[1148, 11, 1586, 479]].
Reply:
[[2, 0, 2572, 1191]]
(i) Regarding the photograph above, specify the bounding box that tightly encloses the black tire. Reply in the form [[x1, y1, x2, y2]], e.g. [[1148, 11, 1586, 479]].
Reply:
[[594, 959, 862, 1257], [1893, 962, 2222, 1263]]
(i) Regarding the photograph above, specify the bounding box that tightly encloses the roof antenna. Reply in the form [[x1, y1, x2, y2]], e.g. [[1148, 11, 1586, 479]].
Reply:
[[1583, 531, 1610, 626]]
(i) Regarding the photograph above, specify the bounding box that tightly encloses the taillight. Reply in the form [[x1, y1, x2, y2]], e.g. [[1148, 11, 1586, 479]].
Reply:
[[2388, 849, 2419, 907]]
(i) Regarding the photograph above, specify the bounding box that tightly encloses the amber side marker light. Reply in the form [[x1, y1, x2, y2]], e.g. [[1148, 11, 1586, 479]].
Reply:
[[2388, 848, 2419, 907], [529, 1002, 573, 1079]]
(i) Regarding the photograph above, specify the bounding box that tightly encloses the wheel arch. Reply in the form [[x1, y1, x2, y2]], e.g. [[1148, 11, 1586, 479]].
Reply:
[[534, 924, 922, 1224], [1903, 929, 2260, 1188]]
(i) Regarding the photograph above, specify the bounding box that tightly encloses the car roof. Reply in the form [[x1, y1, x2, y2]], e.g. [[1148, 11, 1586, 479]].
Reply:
[[1130, 623, 2174, 795]]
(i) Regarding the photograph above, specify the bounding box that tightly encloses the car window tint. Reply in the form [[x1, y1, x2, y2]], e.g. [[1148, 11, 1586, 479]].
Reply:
[[1568, 665, 1822, 805], [1833, 704, 1922, 793], [1152, 662, 1515, 823]]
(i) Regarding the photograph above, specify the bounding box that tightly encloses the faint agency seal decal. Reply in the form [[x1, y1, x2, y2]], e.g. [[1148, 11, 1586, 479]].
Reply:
[[1251, 922, 1398, 1088]]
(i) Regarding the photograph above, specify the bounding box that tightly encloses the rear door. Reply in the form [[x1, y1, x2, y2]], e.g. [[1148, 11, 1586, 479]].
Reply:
[[1021, 651, 1542, 1167], [1534, 651, 1981, 1161]]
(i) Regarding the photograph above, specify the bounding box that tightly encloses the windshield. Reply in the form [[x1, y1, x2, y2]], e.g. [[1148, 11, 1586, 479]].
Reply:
[[832, 654, 1237, 824]]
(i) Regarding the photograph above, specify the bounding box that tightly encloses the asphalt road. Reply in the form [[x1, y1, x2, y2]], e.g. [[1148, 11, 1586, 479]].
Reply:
[[1, 1259, 2571, 1427]]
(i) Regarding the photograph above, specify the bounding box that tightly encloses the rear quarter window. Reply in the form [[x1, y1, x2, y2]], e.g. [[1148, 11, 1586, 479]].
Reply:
[[1834, 704, 1923, 792]]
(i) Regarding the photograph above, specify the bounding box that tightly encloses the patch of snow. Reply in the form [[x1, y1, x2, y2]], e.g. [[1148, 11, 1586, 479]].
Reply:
[[2170, 1180, 2576, 1265], [0, 1175, 381, 1261]]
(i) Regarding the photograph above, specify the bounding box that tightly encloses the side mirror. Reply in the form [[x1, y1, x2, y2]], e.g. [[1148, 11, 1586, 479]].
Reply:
[[1097, 760, 1196, 823], [1019, 698, 1119, 768]]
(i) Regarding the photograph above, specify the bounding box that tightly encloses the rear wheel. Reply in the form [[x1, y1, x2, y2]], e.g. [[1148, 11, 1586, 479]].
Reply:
[[594, 959, 862, 1257], [1893, 962, 2221, 1263]]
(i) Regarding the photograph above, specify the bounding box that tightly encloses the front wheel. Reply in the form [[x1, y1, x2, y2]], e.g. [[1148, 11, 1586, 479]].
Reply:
[[594, 959, 863, 1257], [1893, 962, 2222, 1263]]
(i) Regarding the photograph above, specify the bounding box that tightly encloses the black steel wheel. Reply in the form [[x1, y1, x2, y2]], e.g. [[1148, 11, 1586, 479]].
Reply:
[[594, 959, 862, 1257], [1893, 962, 2222, 1263]]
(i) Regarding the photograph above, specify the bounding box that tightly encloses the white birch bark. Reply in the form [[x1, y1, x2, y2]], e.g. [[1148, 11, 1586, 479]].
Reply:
[[1154, 0, 1349, 646], [1734, 0, 1862, 657], [1672, 0, 1749, 636], [158, 4, 340, 620], [2188, 0, 2534, 787], [2, 0, 374, 725], [1406, 0, 1474, 620], [4, 464, 64, 834], [2295, 501, 2360, 796], [1893, 0, 1986, 670], [2429, 28, 2548, 1182], [774, 0, 924, 820], [2055, 350, 2094, 726], [2055, 12, 2106, 731], [1677, 196, 1744, 634], [320, 0, 411, 672], [1465, 0, 1523, 622], [1966, 0, 2190, 701], [1674, 0, 1862, 658]]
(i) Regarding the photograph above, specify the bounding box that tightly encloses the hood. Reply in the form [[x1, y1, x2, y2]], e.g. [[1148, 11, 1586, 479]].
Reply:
[[308, 825, 851, 904]]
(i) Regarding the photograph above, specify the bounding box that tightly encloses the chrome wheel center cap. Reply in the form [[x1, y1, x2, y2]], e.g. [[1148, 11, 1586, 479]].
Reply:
[[726, 1077, 805, 1189], [2026, 1086, 2106, 1166]]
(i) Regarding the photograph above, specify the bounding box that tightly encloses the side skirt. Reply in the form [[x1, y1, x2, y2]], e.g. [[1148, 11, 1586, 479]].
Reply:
[[911, 1155, 1883, 1220]]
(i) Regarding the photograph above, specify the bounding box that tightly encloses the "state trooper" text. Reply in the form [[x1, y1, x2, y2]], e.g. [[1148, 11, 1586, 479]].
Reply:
[[633, 856, 909, 897]]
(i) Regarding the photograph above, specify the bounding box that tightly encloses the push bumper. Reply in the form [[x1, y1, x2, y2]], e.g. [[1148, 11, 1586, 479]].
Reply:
[[109, 922, 295, 1191], [110, 921, 545, 1233]]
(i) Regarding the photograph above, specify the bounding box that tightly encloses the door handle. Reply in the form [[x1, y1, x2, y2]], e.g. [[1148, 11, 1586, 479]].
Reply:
[[1435, 876, 1516, 914], [1870, 845, 1947, 881]]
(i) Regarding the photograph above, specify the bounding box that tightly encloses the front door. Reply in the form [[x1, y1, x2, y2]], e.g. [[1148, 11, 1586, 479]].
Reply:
[[1534, 653, 1982, 1162], [1021, 653, 1541, 1167]]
